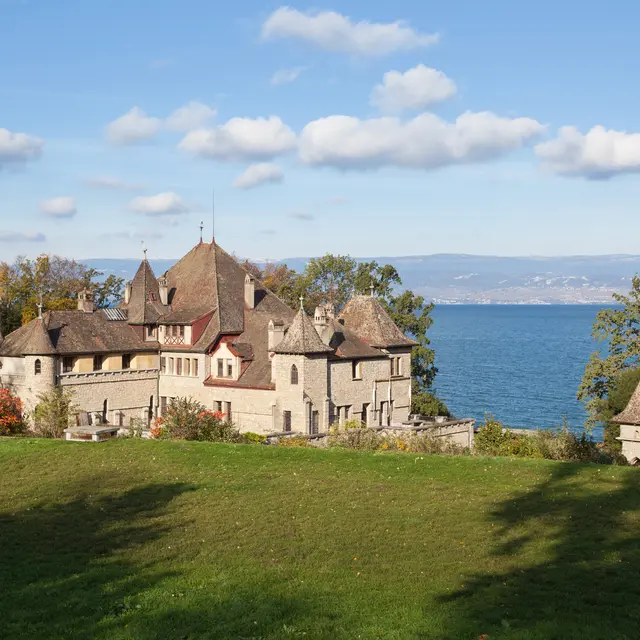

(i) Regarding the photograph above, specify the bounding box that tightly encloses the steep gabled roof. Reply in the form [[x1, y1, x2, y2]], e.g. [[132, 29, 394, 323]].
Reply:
[[339, 295, 416, 348], [121, 259, 169, 325], [273, 307, 333, 355], [613, 381, 640, 425]]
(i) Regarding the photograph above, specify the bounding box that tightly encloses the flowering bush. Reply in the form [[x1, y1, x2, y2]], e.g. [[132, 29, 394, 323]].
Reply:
[[0, 388, 25, 436], [153, 397, 240, 442]]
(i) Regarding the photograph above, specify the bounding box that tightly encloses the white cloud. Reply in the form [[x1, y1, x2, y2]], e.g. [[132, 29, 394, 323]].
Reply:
[[0, 231, 46, 243], [165, 101, 216, 132], [106, 107, 162, 145], [233, 163, 284, 189], [270, 67, 305, 85], [179, 116, 296, 162], [0, 128, 44, 166], [370, 64, 456, 113], [261, 7, 439, 56], [289, 211, 314, 221], [85, 176, 146, 190], [299, 111, 545, 170], [40, 196, 77, 219], [535, 125, 640, 179], [129, 191, 189, 216]]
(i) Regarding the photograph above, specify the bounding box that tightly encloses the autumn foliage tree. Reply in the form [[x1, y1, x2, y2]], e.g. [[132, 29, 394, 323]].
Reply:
[[0, 388, 25, 436], [0, 254, 124, 335]]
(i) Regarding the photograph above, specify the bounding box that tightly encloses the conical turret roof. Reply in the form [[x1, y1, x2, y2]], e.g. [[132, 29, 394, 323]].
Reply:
[[273, 307, 333, 355]]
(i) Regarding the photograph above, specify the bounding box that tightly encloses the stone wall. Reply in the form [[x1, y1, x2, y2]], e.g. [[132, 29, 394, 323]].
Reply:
[[61, 369, 158, 424]]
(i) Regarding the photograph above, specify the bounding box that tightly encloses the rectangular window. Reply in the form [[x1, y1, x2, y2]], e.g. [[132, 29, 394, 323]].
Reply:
[[390, 357, 402, 377], [226, 359, 233, 378], [160, 357, 166, 374], [168, 357, 174, 374], [185, 358, 190, 376], [352, 360, 362, 379], [62, 356, 74, 373], [176, 358, 182, 376], [283, 410, 292, 433], [122, 354, 131, 370], [215, 400, 223, 413], [361, 403, 370, 424], [312, 411, 319, 434], [147, 326, 156, 339], [217, 358, 224, 377], [225, 401, 232, 421], [160, 396, 167, 416], [193, 359, 198, 377], [93, 355, 103, 371], [179, 325, 185, 338]]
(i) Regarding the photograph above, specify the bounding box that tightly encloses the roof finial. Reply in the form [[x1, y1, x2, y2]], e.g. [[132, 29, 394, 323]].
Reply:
[[141, 240, 147, 260], [37, 292, 43, 319], [199, 220, 204, 244], [299, 295, 305, 311], [370, 281, 375, 297]]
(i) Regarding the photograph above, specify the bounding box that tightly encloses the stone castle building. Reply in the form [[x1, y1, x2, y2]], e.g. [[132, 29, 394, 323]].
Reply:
[[0, 240, 415, 434]]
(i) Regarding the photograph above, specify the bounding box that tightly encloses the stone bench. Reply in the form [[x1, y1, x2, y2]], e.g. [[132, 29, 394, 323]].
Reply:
[[63, 425, 120, 442]]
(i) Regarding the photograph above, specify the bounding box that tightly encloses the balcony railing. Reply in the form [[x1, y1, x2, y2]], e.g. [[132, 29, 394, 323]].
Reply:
[[164, 335, 186, 345]]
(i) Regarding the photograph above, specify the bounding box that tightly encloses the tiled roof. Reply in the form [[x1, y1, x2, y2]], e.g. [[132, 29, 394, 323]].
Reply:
[[613, 381, 640, 425], [0, 310, 157, 357], [273, 308, 333, 355], [339, 295, 416, 348], [121, 260, 169, 325]]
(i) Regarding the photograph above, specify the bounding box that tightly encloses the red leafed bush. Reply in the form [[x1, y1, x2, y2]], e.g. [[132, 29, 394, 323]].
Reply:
[[0, 388, 25, 436]]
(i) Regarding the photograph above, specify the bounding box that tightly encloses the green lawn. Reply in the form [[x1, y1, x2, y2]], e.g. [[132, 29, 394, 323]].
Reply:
[[1, 439, 639, 640]]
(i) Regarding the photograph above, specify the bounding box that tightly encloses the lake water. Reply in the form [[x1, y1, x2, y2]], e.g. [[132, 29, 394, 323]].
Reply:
[[429, 305, 610, 438]]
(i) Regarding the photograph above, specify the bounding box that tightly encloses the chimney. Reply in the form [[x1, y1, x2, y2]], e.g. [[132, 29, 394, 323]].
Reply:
[[268, 319, 285, 351], [244, 274, 255, 309], [158, 276, 168, 305], [124, 280, 132, 305], [77, 289, 95, 313], [314, 305, 328, 329]]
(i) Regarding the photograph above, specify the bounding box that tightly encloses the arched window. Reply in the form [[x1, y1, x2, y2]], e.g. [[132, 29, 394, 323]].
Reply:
[[290, 364, 299, 385], [34, 359, 41, 375]]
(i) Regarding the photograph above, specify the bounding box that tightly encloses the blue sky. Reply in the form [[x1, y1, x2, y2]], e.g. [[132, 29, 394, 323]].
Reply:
[[2, 0, 640, 262]]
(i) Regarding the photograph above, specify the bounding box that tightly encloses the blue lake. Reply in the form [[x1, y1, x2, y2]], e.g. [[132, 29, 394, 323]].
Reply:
[[429, 305, 611, 438]]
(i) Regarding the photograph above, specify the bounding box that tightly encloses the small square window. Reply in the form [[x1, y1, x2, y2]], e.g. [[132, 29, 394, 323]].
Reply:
[[62, 356, 74, 373]]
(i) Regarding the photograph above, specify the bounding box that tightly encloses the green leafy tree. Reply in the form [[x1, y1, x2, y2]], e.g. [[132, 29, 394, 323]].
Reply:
[[302, 254, 357, 311], [578, 276, 640, 432]]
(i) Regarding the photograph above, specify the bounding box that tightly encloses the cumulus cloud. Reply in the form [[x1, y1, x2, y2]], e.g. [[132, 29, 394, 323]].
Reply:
[[299, 111, 545, 170], [271, 67, 305, 85], [535, 125, 640, 179], [165, 101, 216, 132], [179, 116, 296, 162], [370, 64, 456, 113], [40, 196, 77, 219], [0, 231, 46, 243], [262, 7, 438, 56], [129, 191, 189, 216], [85, 176, 146, 190], [233, 163, 284, 189], [0, 128, 44, 167], [106, 107, 162, 145]]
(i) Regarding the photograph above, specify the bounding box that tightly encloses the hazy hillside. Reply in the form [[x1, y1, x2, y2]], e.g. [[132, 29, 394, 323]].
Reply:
[[83, 254, 640, 304]]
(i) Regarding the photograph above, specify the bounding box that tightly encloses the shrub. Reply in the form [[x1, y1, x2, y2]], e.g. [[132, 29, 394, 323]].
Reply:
[[329, 419, 383, 451], [474, 416, 510, 456], [242, 432, 267, 444], [406, 432, 467, 455], [411, 389, 451, 418], [0, 388, 25, 436], [32, 387, 77, 438], [154, 397, 241, 442], [123, 417, 145, 439]]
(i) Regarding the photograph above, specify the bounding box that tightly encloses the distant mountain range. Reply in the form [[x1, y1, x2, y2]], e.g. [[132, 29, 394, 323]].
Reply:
[[83, 254, 640, 304]]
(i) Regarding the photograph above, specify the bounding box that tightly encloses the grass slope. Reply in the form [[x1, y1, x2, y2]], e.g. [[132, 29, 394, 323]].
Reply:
[[1, 439, 639, 640]]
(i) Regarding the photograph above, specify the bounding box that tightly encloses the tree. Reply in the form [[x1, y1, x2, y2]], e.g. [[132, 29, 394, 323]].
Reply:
[[32, 387, 77, 438], [0, 388, 25, 436], [578, 276, 640, 433], [302, 254, 357, 311], [0, 254, 124, 334]]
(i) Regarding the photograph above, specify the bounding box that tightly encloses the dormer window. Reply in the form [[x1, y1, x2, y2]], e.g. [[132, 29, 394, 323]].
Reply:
[[216, 358, 233, 378], [149, 291, 157, 301], [146, 325, 157, 339]]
